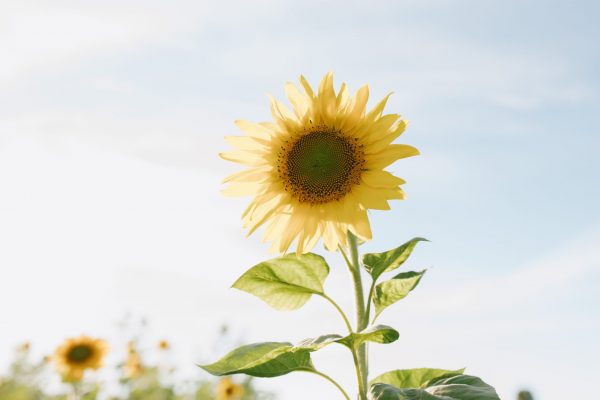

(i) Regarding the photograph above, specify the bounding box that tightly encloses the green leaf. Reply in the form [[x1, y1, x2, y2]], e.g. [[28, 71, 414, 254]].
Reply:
[[338, 325, 399, 349], [232, 253, 330, 310], [373, 270, 426, 319], [199, 342, 314, 378], [371, 368, 464, 388], [363, 238, 427, 280], [295, 334, 343, 352], [369, 373, 500, 400]]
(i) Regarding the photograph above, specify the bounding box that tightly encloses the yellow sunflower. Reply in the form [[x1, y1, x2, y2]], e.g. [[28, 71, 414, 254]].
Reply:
[[53, 336, 108, 382], [158, 340, 170, 350], [221, 72, 419, 253], [216, 377, 244, 400]]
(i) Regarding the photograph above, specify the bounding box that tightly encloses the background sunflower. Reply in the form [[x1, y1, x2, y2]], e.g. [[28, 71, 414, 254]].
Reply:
[[53, 336, 108, 382]]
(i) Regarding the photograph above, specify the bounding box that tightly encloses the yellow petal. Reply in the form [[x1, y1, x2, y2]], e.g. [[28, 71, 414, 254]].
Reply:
[[366, 119, 409, 153], [341, 84, 370, 131], [359, 113, 400, 142], [299, 75, 315, 98], [365, 144, 420, 169], [244, 194, 286, 235], [223, 167, 271, 184], [350, 210, 372, 241], [278, 210, 305, 253], [219, 150, 268, 166], [364, 93, 392, 125], [234, 120, 274, 140], [353, 185, 391, 210], [361, 170, 405, 188], [269, 96, 299, 132], [317, 72, 336, 121], [336, 83, 349, 109], [285, 83, 310, 120], [224, 135, 270, 152], [222, 182, 262, 197]]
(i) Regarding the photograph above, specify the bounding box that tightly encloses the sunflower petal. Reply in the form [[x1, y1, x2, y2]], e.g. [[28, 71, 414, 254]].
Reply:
[[361, 170, 405, 188], [299, 75, 315, 98], [224, 135, 271, 151], [353, 185, 391, 210], [234, 120, 275, 140], [366, 144, 420, 169], [285, 82, 310, 120]]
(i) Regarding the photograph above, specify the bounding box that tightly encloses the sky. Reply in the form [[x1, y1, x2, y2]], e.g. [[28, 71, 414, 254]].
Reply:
[[1, 0, 599, 399]]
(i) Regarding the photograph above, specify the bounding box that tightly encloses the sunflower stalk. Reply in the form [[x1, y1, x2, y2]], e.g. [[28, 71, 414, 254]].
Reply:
[[347, 231, 369, 400]]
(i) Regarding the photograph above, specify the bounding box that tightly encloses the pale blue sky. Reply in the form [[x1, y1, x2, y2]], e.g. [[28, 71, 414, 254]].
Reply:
[[1, 1, 599, 399]]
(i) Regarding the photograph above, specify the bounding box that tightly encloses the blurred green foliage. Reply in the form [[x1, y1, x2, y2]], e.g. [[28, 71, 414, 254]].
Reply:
[[517, 390, 534, 400], [0, 343, 273, 400]]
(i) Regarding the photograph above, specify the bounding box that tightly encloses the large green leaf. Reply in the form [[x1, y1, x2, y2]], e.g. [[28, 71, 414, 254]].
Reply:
[[363, 238, 427, 280], [338, 325, 399, 349], [232, 253, 330, 310], [369, 373, 500, 400], [199, 342, 314, 378], [371, 368, 464, 388], [373, 270, 426, 319]]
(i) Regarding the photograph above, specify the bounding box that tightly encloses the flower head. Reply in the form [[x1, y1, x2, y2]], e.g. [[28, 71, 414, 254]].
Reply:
[[158, 340, 170, 350], [216, 377, 244, 400], [221, 73, 418, 253], [53, 336, 108, 382]]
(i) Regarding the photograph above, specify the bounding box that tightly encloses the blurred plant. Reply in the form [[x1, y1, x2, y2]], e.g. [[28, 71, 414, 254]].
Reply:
[[518, 390, 534, 400], [0, 342, 48, 400], [1, 334, 273, 400]]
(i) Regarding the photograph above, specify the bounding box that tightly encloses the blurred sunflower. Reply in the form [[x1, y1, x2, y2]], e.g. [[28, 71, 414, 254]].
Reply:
[[124, 342, 144, 378], [16, 342, 30, 353], [158, 340, 170, 350], [53, 336, 108, 382], [216, 377, 244, 400], [221, 72, 418, 253]]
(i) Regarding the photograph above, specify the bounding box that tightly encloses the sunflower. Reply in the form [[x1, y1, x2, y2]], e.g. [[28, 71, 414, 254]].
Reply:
[[221, 72, 419, 253], [53, 336, 108, 382], [158, 340, 170, 350], [216, 377, 244, 400]]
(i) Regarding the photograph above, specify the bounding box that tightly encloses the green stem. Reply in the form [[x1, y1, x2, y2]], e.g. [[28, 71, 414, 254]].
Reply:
[[322, 294, 353, 334], [347, 231, 369, 400], [351, 347, 367, 398], [305, 370, 351, 400], [70, 382, 81, 400], [338, 246, 355, 275], [365, 280, 376, 324]]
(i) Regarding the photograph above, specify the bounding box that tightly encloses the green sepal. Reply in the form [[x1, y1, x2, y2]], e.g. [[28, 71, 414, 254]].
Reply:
[[373, 270, 426, 319], [199, 342, 314, 378], [363, 238, 428, 280], [369, 370, 500, 400], [337, 325, 399, 349], [232, 253, 329, 311]]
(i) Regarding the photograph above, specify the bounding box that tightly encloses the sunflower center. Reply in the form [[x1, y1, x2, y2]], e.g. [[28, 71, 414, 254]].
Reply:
[[67, 345, 93, 363], [279, 130, 364, 204]]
